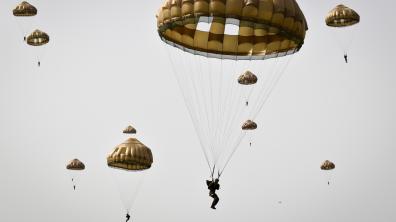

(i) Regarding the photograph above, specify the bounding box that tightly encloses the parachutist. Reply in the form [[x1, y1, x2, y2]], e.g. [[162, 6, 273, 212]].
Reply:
[[38, 61, 40, 67], [206, 179, 220, 209], [344, 54, 348, 63], [328, 181, 330, 185], [246, 101, 248, 106], [73, 185, 76, 190], [126, 213, 131, 222], [249, 142, 252, 147], [23, 36, 26, 41]]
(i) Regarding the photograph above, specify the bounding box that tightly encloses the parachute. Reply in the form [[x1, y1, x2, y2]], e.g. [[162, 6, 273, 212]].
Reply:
[[26, 29, 50, 66], [238, 71, 257, 85], [13, 1, 37, 16], [26, 29, 49, 46], [321, 160, 335, 185], [66, 159, 85, 190], [325, 5, 360, 28], [123, 125, 137, 134], [242, 119, 257, 147], [325, 4, 360, 62], [321, 160, 335, 170], [107, 138, 153, 171], [157, 0, 308, 179], [241, 120, 257, 130], [107, 126, 153, 214], [66, 159, 85, 170], [12, 1, 37, 41]]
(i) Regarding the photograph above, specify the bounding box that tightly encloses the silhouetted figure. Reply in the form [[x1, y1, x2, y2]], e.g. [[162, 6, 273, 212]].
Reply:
[[24, 36, 26, 41], [328, 181, 330, 186], [206, 179, 220, 209], [126, 213, 131, 222], [249, 142, 252, 147], [72, 178, 74, 182], [38, 61, 40, 67], [73, 185, 76, 190], [344, 54, 348, 63], [246, 101, 248, 106]]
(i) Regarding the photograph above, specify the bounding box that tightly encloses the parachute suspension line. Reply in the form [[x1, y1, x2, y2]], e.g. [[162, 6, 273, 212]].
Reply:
[[213, 60, 240, 165], [194, 53, 221, 168], [205, 39, 216, 153], [191, 55, 211, 145], [218, 132, 246, 177], [219, 83, 246, 153], [344, 26, 358, 54], [212, 60, 234, 165], [211, 58, 225, 167], [247, 58, 279, 118], [110, 170, 147, 213], [186, 51, 215, 169], [128, 172, 146, 212], [165, 46, 212, 171], [331, 26, 358, 56], [251, 56, 293, 120], [211, 164, 216, 179], [199, 55, 216, 157]]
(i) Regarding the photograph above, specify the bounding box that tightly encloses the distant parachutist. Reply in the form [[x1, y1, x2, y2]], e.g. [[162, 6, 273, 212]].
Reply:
[[38, 61, 40, 67], [126, 212, 131, 222], [66, 159, 85, 191], [246, 101, 248, 106], [344, 54, 348, 63]]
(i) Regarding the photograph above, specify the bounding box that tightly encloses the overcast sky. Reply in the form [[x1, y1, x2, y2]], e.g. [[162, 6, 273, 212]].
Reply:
[[0, 0, 395, 222]]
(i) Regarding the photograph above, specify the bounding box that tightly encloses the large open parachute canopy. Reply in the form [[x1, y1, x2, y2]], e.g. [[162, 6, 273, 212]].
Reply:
[[13, 1, 37, 17], [325, 4, 360, 28], [66, 159, 85, 170], [26, 29, 49, 46], [157, 0, 308, 179], [157, 0, 308, 60], [107, 138, 153, 171]]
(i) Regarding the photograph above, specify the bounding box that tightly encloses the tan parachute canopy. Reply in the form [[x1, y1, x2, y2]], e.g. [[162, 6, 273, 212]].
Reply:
[[242, 119, 257, 130], [107, 138, 153, 171], [321, 160, 335, 170], [26, 29, 49, 46], [325, 4, 360, 27], [13, 1, 37, 16], [123, 125, 137, 134], [66, 159, 85, 170], [157, 0, 308, 60], [238, 70, 257, 85]]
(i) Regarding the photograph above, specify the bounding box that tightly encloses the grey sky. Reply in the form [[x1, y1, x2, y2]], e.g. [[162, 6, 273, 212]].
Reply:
[[0, 0, 395, 222]]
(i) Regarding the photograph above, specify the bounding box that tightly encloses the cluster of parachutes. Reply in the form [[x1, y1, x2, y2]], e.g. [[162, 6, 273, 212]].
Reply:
[[62, 0, 359, 216], [13, 1, 50, 66], [66, 125, 153, 214]]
